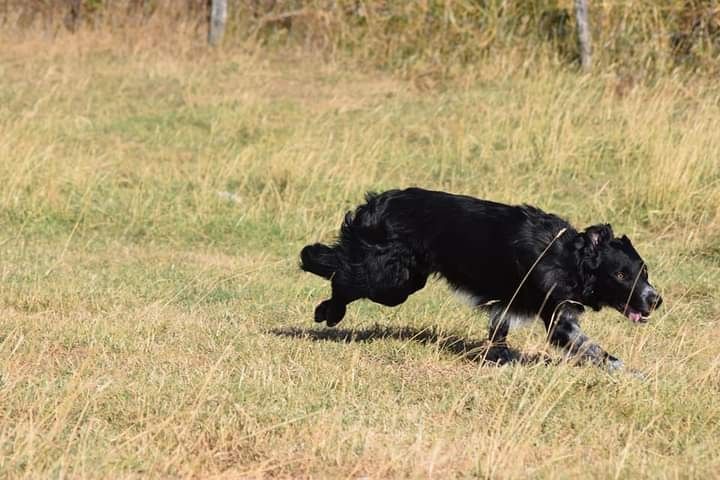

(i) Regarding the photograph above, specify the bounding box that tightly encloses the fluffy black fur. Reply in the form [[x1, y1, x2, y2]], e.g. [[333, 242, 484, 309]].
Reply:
[[301, 188, 662, 370]]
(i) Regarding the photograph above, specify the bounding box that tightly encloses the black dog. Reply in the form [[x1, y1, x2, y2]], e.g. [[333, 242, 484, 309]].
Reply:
[[300, 188, 662, 370]]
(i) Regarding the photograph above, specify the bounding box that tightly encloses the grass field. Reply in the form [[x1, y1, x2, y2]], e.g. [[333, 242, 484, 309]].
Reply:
[[1, 31, 719, 478]]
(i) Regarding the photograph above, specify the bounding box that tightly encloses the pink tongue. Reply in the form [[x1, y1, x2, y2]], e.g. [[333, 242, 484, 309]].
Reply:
[[628, 311, 641, 323]]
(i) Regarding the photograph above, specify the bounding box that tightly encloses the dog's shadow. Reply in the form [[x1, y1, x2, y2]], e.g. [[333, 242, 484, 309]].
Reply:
[[270, 324, 553, 366]]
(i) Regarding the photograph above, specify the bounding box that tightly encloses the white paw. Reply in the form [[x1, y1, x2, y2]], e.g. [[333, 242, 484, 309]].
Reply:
[[606, 358, 625, 372]]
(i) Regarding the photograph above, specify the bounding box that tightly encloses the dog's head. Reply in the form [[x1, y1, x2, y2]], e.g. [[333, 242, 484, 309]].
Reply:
[[576, 224, 662, 323]]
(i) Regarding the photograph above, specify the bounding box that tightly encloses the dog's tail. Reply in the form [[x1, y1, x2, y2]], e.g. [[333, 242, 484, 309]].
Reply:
[[300, 243, 339, 280]]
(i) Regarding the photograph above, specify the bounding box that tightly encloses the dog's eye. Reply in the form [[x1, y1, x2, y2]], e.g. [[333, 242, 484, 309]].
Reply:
[[615, 272, 625, 280]]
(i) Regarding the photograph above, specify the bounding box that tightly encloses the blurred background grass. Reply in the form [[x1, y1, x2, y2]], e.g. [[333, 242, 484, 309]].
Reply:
[[0, 1, 719, 478], [3, 1, 720, 76]]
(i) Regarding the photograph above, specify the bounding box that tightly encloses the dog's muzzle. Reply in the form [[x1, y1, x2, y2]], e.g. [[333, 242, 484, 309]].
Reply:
[[643, 288, 663, 310], [623, 286, 662, 324]]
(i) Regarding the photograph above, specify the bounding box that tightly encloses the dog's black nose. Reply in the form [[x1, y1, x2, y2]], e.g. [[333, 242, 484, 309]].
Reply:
[[655, 294, 663, 309], [644, 290, 662, 310]]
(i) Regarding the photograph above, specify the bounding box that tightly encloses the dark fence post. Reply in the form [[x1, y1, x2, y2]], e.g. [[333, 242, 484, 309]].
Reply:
[[574, 0, 592, 71], [209, 0, 227, 46], [64, 0, 82, 32]]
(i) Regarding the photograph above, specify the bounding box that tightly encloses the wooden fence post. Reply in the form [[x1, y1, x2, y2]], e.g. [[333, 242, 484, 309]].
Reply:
[[65, 0, 82, 32], [574, 0, 592, 71], [209, 0, 227, 46]]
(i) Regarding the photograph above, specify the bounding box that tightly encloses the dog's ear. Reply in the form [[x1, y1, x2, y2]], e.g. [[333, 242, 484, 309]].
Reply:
[[576, 224, 613, 304], [584, 224, 614, 247]]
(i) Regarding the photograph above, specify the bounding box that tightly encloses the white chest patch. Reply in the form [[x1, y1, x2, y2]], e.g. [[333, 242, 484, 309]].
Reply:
[[502, 312, 536, 330], [488, 304, 537, 331], [453, 289, 537, 330], [452, 288, 501, 308], [453, 288, 482, 307]]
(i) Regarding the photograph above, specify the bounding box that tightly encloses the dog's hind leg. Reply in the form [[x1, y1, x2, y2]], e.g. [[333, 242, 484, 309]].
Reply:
[[314, 276, 363, 327], [365, 243, 428, 308], [315, 242, 428, 327], [310, 262, 368, 327]]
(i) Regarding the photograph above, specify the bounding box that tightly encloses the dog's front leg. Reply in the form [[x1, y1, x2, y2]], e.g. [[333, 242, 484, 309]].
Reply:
[[543, 306, 624, 372]]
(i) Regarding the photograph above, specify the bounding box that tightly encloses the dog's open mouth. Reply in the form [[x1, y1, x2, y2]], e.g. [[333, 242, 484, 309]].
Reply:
[[617, 305, 651, 324]]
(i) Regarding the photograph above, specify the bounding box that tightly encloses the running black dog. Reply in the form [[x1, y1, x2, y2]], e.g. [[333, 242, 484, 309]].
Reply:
[[300, 188, 662, 370]]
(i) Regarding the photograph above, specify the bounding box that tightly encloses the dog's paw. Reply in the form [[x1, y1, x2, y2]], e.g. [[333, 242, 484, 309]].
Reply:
[[314, 300, 346, 327], [476, 343, 519, 365], [606, 359, 649, 380], [314, 301, 329, 323], [606, 358, 625, 373]]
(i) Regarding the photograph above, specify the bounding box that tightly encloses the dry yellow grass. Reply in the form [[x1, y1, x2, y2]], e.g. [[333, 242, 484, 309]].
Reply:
[[5, 1, 720, 75], [0, 30, 719, 478]]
